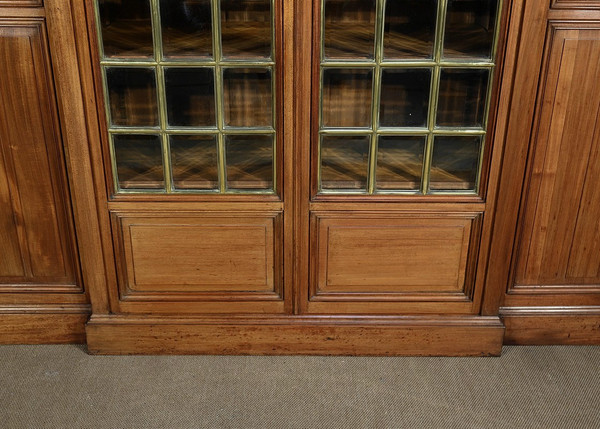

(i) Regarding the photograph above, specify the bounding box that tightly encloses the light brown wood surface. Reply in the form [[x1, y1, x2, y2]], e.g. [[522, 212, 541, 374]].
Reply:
[[314, 215, 473, 293], [485, 2, 600, 341], [87, 315, 505, 356], [114, 213, 279, 293], [4, 0, 600, 351], [0, 20, 77, 288], [0, 3, 90, 343]]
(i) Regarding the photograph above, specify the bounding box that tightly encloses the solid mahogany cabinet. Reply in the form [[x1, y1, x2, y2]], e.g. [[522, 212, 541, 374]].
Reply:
[[0, 0, 598, 353]]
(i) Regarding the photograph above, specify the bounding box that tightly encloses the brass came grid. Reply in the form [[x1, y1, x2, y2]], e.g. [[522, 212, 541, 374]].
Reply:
[[94, 0, 277, 195], [318, 0, 503, 195]]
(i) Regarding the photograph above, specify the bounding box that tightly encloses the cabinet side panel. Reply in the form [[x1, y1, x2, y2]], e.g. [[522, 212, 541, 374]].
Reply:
[[0, 146, 24, 277], [514, 26, 600, 289], [0, 22, 77, 286]]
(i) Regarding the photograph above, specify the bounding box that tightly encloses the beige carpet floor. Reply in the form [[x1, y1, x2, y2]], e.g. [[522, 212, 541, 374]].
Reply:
[[0, 345, 599, 429]]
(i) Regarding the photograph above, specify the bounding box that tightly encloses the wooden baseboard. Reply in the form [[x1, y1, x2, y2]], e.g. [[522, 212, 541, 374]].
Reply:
[[501, 307, 600, 345], [86, 315, 505, 356], [0, 305, 91, 344]]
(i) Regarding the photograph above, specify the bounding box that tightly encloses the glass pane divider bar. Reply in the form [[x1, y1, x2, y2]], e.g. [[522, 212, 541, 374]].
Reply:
[[211, 0, 227, 193], [421, 0, 448, 195], [367, 0, 386, 194], [150, 0, 173, 193], [318, 128, 486, 136], [319, 61, 495, 68], [99, 60, 275, 67], [107, 128, 276, 136]]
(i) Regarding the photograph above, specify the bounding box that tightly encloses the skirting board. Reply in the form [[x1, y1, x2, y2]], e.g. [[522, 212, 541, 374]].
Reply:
[[86, 315, 505, 356], [501, 307, 600, 345], [0, 305, 90, 344]]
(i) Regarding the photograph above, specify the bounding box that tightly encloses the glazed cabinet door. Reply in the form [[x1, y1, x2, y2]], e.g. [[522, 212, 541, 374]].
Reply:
[[85, 0, 510, 318], [86, 0, 291, 314], [295, 0, 508, 315]]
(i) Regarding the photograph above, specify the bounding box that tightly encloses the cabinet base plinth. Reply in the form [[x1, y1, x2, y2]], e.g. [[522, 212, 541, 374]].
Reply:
[[86, 315, 505, 356], [501, 307, 600, 345], [0, 306, 90, 344]]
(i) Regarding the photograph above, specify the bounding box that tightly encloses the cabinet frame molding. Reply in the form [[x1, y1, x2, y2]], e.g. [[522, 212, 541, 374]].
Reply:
[[78, 0, 518, 354]]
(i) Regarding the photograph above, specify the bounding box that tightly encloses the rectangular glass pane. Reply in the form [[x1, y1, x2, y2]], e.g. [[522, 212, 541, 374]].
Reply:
[[324, 0, 376, 60], [106, 67, 159, 127], [225, 135, 273, 190], [383, 0, 437, 60], [321, 135, 370, 190], [160, 0, 213, 59], [113, 134, 164, 190], [444, 0, 498, 59], [437, 69, 489, 127], [170, 135, 218, 190], [430, 135, 481, 191], [322, 68, 373, 128], [165, 68, 215, 127], [380, 69, 431, 128], [223, 68, 273, 127], [376, 136, 425, 191], [98, 0, 153, 58], [221, 0, 272, 59]]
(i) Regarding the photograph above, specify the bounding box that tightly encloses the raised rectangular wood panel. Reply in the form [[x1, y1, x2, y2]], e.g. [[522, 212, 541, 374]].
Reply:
[[0, 20, 80, 291], [552, 0, 600, 9], [0, 1, 42, 7], [112, 212, 281, 296], [513, 24, 600, 292], [314, 215, 474, 294]]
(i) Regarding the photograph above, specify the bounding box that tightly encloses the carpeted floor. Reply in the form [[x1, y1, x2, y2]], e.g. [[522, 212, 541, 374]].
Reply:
[[0, 345, 598, 429]]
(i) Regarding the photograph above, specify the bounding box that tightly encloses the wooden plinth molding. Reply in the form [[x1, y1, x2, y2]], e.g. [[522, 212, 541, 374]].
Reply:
[[86, 315, 505, 356], [0, 305, 90, 344], [501, 307, 600, 345]]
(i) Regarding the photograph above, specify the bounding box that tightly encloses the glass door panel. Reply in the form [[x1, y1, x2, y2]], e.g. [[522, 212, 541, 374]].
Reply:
[[95, 0, 277, 194], [317, 0, 501, 195]]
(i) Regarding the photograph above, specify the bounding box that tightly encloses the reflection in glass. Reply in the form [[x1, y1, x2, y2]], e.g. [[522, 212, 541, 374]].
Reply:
[[444, 0, 498, 59], [322, 69, 373, 128], [380, 69, 431, 127], [98, 0, 153, 58], [383, 0, 437, 60], [106, 67, 159, 127], [113, 134, 164, 189], [160, 0, 213, 58], [225, 135, 273, 190], [324, 0, 376, 60], [223, 68, 272, 127], [430, 136, 480, 190], [321, 135, 370, 190], [221, 0, 271, 59], [165, 68, 215, 127], [170, 135, 218, 190], [376, 136, 425, 191], [437, 69, 489, 127]]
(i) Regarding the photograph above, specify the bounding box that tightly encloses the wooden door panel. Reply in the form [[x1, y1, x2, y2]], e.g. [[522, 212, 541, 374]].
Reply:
[[514, 23, 600, 289], [307, 211, 482, 314], [0, 20, 79, 289], [111, 212, 281, 297], [314, 215, 472, 293]]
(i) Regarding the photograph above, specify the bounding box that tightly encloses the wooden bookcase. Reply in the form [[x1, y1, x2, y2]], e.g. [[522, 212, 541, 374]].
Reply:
[[0, 0, 598, 352]]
